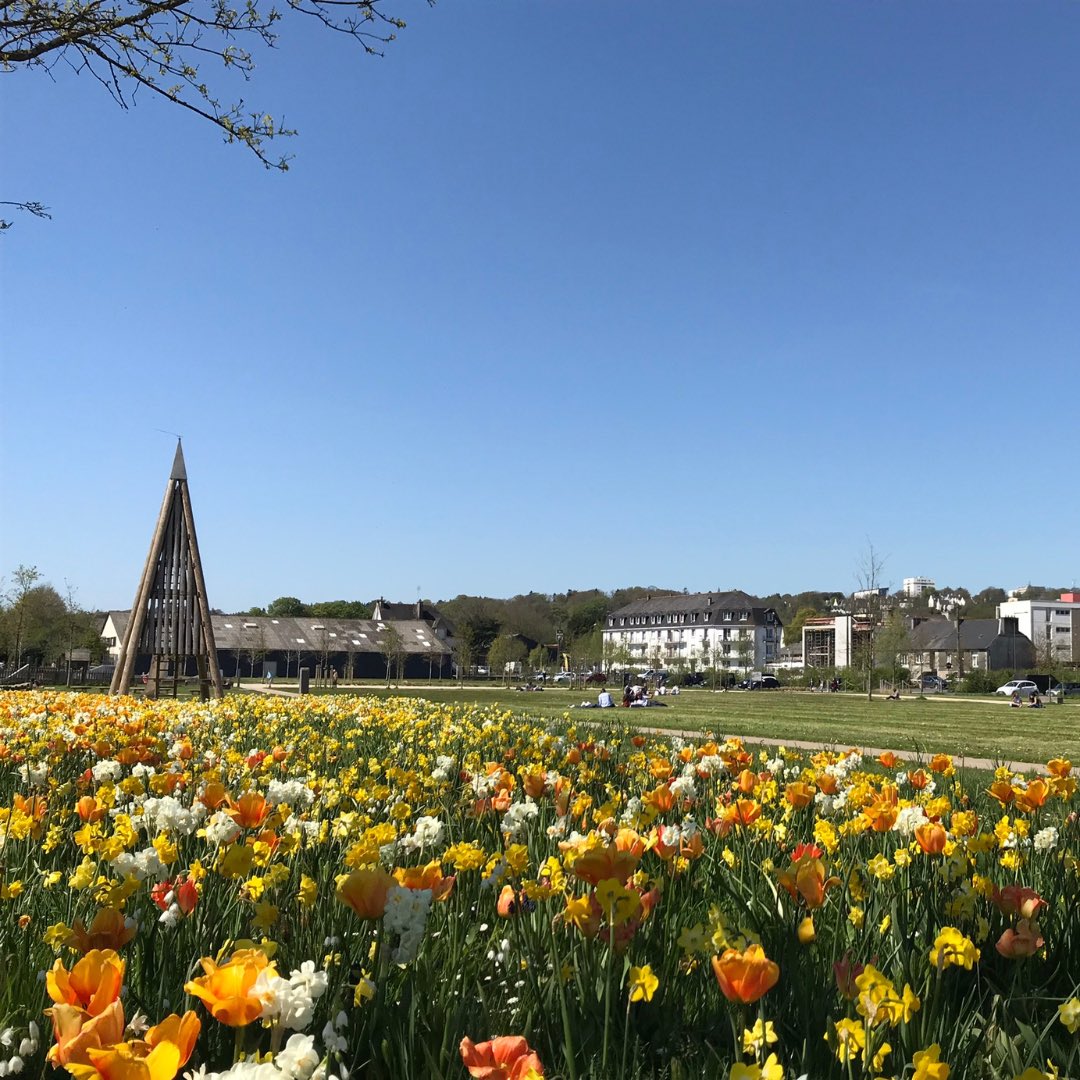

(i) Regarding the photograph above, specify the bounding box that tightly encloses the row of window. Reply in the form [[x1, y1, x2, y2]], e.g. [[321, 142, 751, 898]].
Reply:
[[609, 611, 755, 628]]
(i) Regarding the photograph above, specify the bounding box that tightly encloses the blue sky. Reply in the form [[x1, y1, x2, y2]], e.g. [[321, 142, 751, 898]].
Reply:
[[2, 1, 1078, 613]]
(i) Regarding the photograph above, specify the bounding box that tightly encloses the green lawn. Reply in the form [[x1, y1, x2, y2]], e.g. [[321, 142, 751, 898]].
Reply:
[[292, 683, 1079, 765]]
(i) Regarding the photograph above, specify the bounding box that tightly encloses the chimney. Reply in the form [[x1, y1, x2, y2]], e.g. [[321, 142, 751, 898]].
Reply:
[[416, 600, 422, 619], [999, 616, 1019, 635], [707, 595, 713, 606]]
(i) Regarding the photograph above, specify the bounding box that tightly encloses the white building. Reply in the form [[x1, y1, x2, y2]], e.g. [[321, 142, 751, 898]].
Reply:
[[802, 613, 874, 670], [903, 577, 935, 597], [996, 593, 1080, 664], [602, 591, 782, 673]]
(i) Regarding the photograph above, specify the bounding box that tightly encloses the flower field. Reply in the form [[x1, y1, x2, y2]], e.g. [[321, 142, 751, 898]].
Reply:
[[1, 690, 1078, 1080]]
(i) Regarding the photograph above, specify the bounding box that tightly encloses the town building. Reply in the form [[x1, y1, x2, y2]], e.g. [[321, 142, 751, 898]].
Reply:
[[602, 591, 782, 673], [996, 593, 1080, 665], [903, 577, 936, 597], [101, 611, 453, 680], [802, 613, 874, 670], [902, 616, 1034, 675]]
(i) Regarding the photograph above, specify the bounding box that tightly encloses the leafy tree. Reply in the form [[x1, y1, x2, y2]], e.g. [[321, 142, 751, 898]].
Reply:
[[486, 635, 526, 686], [2, 565, 42, 666], [784, 607, 820, 646], [875, 610, 912, 688], [565, 597, 609, 641], [1, 0, 425, 171], [309, 600, 372, 619], [266, 596, 306, 617]]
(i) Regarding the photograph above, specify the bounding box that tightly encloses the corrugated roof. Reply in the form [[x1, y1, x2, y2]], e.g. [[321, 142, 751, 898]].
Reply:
[[104, 611, 450, 656]]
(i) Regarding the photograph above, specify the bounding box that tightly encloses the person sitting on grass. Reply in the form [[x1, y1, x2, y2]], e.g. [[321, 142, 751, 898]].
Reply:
[[598, 687, 614, 708], [1029, 691, 1043, 708], [1010, 691, 1022, 708], [886, 688, 901, 700]]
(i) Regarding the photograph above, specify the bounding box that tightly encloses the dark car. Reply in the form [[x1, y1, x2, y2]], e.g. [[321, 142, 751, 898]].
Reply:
[[583, 672, 607, 684], [739, 675, 780, 690], [682, 672, 706, 686], [916, 673, 949, 692]]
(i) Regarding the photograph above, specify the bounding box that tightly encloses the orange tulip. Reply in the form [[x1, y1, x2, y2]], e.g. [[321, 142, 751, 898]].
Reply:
[[47, 1000, 126, 1068], [184, 949, 275, 1027], [777, 855, 840, 910], [992, 884, 1047, 920], [76, 796, 108, 823], [47, 950, 125, 1016], [71, 910, 137, 954], [878, 751, 901, 769], [459, 1035, 545, 1079], [785, 782, 816, 809], [731, 799, 762, 827], [199, 782, 228, 810], [914, 822, 948, 855], [711, 944, 780, 1004], [394, 861, 456, 902], [145, 1010, 201, 1068], [817, 773, 840, 796], [225, 791, 270, 829], [572, 843, 640, 886], [614, 828, 646, 858], [70, 1011, 200, 1080], [336, 867, 394, 919], [988, 780, 1015, 805], [907, 769, 929, 791], [736, 769, 757, 794], [995, 919, 1044, 959], [863, 801, 898, 833], [1013, 779, 1049, 813], [930, 753, 953, 774], [643, 784, 675, 814], [1046, 758, 1072, 778], [649, 757, 672, 780], [521, 769, 547, 800]]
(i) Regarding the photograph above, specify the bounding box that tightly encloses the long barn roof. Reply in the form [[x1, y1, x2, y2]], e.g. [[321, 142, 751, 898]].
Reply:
[[104, 612, 452, 656]]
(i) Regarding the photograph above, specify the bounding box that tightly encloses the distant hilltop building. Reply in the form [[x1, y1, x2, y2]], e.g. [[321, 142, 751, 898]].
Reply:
[[903, 577, 935, 597]]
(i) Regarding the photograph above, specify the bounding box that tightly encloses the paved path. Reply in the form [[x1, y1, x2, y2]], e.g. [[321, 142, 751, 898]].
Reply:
[[239, 684, 1048, 774]]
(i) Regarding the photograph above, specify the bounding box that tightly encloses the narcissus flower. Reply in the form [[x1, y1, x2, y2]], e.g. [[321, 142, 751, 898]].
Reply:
[[627, 965, 658, 1002], [929, 927, 980, 970], [1058, 998, 1080, 1034], [912, 1043, 950, 1079], [711, 944, 780, 1003], [183, 949, 276, 1026], [730, 1054, 783, 1080], [47, 950, 125, 1016], [459, 1035, 544, 1079]]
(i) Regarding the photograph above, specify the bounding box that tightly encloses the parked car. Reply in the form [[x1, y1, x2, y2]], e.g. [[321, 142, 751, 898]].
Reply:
[[915, 673, 949, 692], [552, 671, 574, 684], [995, 679, 1040, 698], [583, 672, 607, 684], [739, 675, 780, 690], [682, 672, 706, 686]]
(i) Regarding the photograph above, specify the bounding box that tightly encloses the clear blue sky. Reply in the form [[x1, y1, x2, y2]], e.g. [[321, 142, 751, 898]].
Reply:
[[2, 1, 1078, 613]]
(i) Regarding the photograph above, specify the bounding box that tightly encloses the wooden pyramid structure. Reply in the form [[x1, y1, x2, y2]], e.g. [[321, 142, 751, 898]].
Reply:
[[109, 442, 224, 700]]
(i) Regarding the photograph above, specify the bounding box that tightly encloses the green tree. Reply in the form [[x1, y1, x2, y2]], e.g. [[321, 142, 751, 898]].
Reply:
[[267, 596, 306, 617], [876, 610, 912, 688], [1, 0, 424, 171], [2, 564, 42, 666], [784, 607, 821, 646]]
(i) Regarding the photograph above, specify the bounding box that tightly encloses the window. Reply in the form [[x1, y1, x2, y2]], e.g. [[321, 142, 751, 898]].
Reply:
[[703, 613, 710, 623], [739, 612, 749, 622], [723, 611, 733, 622]]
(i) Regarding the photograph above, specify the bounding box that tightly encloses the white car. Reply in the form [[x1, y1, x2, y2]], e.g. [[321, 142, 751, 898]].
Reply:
[[995, 679, 1039, 698], [552, 671, 574, 684]]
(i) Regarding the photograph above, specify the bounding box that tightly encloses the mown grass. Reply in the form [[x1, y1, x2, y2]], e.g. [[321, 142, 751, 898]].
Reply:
[[299, 684, 1080, 765]]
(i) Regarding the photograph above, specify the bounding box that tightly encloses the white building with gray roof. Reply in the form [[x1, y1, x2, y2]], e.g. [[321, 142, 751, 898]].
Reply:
[[602, 591, 782, 674]]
